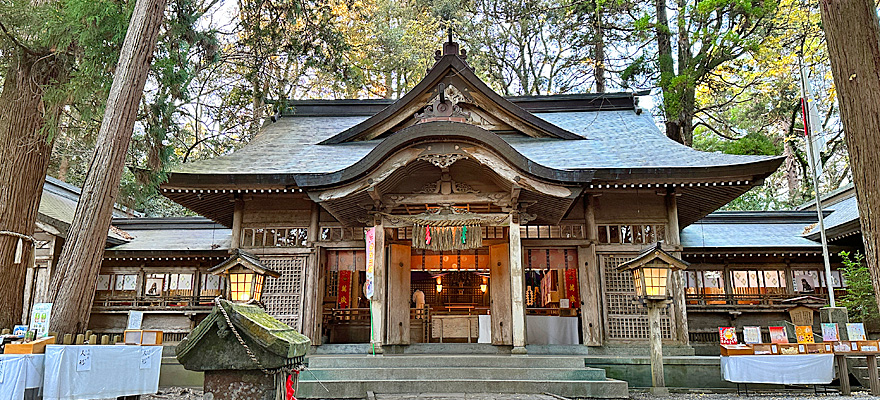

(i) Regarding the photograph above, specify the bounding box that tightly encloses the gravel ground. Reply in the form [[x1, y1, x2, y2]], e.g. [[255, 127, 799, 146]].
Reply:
[[139, 387, 880, 399]]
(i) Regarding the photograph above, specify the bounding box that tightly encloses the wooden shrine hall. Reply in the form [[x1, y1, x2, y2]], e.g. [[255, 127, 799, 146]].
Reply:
[[159, 38, 784, 353]]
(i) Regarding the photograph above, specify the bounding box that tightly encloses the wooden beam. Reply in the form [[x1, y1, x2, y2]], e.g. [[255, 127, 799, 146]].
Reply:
[[580, 194, 603, 346], [230, 195, 243, 249], [383, 193, 510, 207]]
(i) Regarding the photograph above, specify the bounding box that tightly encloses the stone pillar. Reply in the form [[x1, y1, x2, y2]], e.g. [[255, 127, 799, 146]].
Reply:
[[509, 215, 527, 353], [821, 307, 850, 340], [665, 191, 689, 345], [204, 370, 276, 400], [369, 222, 386, 353], [579, 194, 603, 346]]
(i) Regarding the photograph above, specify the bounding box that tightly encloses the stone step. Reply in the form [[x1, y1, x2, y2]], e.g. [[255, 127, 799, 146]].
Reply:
[[307, 354, 587, 369], [296, 378, 629, 399], [301, 366, 607, 381]]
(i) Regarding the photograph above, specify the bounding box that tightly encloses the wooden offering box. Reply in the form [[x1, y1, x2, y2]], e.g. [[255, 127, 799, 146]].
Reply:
[[857, 340, 879, 352], [721, 344, 754, 356], [752, 343, 779, 355], [4, 336, 55, 354], [778, 343, 804, 355]]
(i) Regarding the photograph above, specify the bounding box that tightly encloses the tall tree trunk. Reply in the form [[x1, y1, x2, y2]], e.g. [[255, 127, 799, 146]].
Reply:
[[592, 1, 605, 93], [0, 50, 67, 328], [655, 0, 681, 143], [47, 0, 166, 334], [818, 0, 880, 311]]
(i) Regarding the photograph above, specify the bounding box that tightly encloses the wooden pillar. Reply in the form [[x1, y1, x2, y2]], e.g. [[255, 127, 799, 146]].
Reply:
[[648, 301, 668, 395], [301, 201, 321, 342], [369, 222, 386, 353], [386, 244, 411, 345], [489, 243, 512, 345], [230, 195, 243, 249], [579, 194, 603, 346], [509, 215, 527, 353], [838, 355, 851, 395], [665, 191, 689, 345]]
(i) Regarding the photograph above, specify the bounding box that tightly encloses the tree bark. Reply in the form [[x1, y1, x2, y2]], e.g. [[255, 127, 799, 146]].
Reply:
[[592, 1, 605, 93], [47, 0, 166, 333], [818, 0, 880, 312], [0, 50, 67, 328]]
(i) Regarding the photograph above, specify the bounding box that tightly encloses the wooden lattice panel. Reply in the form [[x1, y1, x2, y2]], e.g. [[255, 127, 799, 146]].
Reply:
[[602, 254, 673, 340], [261, 256, 307, 331]]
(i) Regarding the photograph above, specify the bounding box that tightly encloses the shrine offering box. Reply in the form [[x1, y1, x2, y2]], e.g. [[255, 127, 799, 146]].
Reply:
[[805, 343, 830, 354], [778, 343, 804, 355], [720, 344, 754, 356], [752, 343, 779, 355], [123, 329, 164, 346], [4, 336, 55, 354], [857, 340, 879, 352]]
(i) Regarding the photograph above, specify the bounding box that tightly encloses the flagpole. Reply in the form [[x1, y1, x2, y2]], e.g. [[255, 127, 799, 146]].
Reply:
[[798, 53, 836, 307]]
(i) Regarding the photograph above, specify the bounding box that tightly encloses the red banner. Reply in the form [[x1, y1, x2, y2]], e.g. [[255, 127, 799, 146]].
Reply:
[[337, 270, 352, 309], [564, 268, 580, 306]]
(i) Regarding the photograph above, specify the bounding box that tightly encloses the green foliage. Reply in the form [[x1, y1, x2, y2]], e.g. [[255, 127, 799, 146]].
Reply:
[[839, 251, 880, 329]]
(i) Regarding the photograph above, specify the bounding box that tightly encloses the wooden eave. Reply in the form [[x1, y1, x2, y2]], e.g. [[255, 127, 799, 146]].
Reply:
[[617, 242, 690, 272], [209, 249, 281, 278]]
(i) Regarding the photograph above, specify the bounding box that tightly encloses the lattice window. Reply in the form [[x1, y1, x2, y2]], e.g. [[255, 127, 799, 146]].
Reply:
[[520, 225, 585, 239], [261, 256, 307, 330], [325, 270, 339, 298], [319, 227, 365, 241], [602, 254, 674, 340], [241, 227, 309, 248], [597, 224, 666, 244]]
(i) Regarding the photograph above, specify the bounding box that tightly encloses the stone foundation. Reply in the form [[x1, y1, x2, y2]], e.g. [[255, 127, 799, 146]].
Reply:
[[204, 370, 276, 400]]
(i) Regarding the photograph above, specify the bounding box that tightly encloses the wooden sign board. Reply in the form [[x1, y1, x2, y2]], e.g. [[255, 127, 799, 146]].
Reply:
[[788, 305, 815, 326]]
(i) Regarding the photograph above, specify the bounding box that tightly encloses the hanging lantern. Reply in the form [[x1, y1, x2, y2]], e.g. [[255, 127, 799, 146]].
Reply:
[[436, 276, 443, 293], [209, 249, 281, 303], [480, 276, 488, 293], [616, 242, 688, 301]]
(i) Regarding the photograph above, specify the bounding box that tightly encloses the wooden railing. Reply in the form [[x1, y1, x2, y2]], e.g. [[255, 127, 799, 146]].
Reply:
[[685, 292, 829, 308], [92, 295, 217, 311]]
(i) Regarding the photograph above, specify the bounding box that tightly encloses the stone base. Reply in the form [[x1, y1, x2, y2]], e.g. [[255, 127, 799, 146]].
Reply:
[[204, 369, 276, 400], [511, 346, 528, 355], [649, 386, 669, 396], [821, 307, 850, 340]]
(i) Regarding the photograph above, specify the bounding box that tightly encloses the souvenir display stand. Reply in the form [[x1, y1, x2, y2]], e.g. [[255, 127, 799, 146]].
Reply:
[[42, 345, 162, 400], [0, 353, 45, 400]]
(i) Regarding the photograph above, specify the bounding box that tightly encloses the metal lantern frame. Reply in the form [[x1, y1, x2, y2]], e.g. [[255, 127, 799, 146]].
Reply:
[[616, 241, 689, 302], [209, 249, 281, 303]]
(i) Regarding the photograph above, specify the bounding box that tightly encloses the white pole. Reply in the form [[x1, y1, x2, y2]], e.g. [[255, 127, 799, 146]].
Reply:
[[798, 54, 836, 308]]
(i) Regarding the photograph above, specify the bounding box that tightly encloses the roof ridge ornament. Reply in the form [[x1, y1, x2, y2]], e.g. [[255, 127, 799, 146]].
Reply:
[[434, 23, 468, 66]]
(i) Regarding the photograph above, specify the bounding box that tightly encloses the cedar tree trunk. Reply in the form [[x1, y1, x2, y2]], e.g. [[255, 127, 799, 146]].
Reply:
[[818, 0, 880, 311], [0, 51, 68, 328], [47, 0, 166, 333]]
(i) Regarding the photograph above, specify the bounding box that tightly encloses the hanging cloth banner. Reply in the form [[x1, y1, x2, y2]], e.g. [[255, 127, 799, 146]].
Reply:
[[337, 270, 352, 309], [564, 268, 580, 306]]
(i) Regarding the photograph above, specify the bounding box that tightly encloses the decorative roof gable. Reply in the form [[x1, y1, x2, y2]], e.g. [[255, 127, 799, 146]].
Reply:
[[320, 41, 583, 144]]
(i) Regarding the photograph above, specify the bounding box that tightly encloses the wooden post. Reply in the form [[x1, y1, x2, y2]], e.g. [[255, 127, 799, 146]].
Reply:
[[579, 194, 603, 346], [489, 243, 512, 345], [665, 191, 689, 345], [386, 244, 411, 345], [868, 355, 880, 396], [230, 195, 243, 249], [509, 215, 527, 353], [300, 201, 321, 343], [647, 300, 668, 395], [369, 222, 386, 353], [837, 355, 851, 395]]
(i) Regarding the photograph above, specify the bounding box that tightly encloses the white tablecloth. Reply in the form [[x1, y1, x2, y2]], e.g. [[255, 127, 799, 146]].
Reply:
[[721, 354, 835, 384], [476, 315, 580, 345], [43, 345, 162, 400], [0, 353, 45, 400]]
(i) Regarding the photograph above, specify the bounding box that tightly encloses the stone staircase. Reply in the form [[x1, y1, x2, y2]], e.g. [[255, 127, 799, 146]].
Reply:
[[297, 354, 629, 399], [846, 355, 876, 387]]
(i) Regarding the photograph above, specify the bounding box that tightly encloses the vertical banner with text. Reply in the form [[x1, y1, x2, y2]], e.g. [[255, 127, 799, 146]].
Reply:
[[365, 227, 376, 300]]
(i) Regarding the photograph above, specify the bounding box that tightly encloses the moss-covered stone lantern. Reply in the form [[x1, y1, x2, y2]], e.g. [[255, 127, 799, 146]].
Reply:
[[176, 298, 311, 400]]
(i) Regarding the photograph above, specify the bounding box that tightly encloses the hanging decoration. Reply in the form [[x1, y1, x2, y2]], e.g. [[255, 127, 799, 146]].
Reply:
[[564, 268, 580, 306], [380, 208, 505, 251], [337, 270, 352, 309]]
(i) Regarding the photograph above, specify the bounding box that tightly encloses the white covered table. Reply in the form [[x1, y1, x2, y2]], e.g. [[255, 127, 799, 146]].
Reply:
[[0, 353, 45, 400], [477, 315, 580, 345], [42, 345, 162, 400], [721, 354, 835, 385]]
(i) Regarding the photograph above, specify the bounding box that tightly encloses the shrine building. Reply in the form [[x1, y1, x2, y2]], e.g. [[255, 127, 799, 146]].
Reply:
[[151, 38, 794, 353]]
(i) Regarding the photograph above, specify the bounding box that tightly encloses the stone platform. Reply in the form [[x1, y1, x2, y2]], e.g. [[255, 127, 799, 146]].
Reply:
[[297, 354, 629, 399]]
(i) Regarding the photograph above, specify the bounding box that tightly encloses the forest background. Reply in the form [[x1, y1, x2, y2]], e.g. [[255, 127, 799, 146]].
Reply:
[[0, 0, 851, 217]]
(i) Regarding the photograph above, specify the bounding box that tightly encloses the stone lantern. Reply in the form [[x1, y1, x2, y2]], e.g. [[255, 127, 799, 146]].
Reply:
[[176, 299, 311, 400], [617, 241, 688, 396]]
